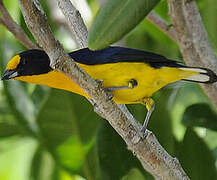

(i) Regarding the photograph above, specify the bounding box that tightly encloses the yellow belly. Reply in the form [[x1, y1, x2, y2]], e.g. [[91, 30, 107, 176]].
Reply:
[[15, 62, 198, 104], [80, 63, 197, 104]]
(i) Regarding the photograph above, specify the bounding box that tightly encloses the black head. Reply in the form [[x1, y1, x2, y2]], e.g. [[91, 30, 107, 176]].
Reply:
[[2, 49, 53, 80]]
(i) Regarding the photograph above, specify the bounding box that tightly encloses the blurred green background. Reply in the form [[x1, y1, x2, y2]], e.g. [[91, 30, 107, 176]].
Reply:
[[0, 0, 217, 179]]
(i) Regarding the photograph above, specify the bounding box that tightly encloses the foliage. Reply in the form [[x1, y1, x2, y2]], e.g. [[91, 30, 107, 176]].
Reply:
[[0, 0, 217, 180], [88, 0, 160, 50]]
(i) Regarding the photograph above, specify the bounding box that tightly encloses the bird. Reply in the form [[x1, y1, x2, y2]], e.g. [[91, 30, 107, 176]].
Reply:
[[2, 46, 217, 133]]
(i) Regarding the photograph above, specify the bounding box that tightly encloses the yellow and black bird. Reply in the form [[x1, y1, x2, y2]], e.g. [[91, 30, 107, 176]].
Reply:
[[2, 46, 217, 132]]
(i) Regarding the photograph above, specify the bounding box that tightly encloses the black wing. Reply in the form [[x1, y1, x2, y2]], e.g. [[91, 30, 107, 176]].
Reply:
[[69, 46, 184, 68]]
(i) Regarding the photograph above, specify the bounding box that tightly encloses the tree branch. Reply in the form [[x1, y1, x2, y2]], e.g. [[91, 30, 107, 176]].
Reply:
[[165, 0, 217, 109], [57, 0, 88, 48], [17, 0, 189, 179], [147, 3, 217, 109], [0, 0, 37, 49]]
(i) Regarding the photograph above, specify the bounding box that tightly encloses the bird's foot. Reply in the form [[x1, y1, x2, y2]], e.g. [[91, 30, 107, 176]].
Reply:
[[140, 97, 155, 138]]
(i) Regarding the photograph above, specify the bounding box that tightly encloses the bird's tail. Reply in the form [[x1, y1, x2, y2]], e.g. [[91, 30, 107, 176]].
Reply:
[[179, 67, 217, 83]]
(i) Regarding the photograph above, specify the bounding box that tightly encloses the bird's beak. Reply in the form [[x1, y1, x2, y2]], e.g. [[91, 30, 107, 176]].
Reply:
[[1, 70, 18, 80]]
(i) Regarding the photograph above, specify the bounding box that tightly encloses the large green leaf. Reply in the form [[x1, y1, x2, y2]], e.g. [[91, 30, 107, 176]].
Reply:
[[0, 122, 23, 138], [37, 89, 99, 149], [182, 103, 217, 131], [36, 89, 99, 173], [88, 0, 160, 50], [175, 128, 217, 180]]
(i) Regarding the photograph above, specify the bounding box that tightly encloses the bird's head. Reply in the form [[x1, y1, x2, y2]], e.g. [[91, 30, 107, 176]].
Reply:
[[2, 49, 53, 80], [1, 49, 85, 96]]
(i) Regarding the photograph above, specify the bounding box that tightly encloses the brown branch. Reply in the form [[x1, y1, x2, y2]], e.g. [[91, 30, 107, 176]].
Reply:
[[46, 0, 84, 48], [0, 0, 37, 49], [57, 0, 88, 48], [168, 0, 217, 109], [17, 0, 189, 179], [147, 12, 177, 42]]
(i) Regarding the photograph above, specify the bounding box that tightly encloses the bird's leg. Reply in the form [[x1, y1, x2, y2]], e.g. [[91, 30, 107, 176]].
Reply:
[[141, 97, 155, 134], [106, 79, 138, 91], [96, 79, 114, 100]]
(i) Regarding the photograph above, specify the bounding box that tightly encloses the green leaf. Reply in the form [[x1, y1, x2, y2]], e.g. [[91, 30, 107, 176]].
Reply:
[[30, 145, 56, 180], [122, 168, 146, 180], [175, 128, 217, 180], [96, 120, 151, 180], [36, 89, 76, 148], [3, 81, 35, 122], [80, 144, 101, 180], [56, 136, 86, 172], [36, 89, 99, 173], [200, 0, 217, 51], [212, 146, 217, 161], [88, 0, 160, 50], [182, 103, 217, 131], [30, 85, 50, 114], [30, 145, 43, 180], [0, 122, 22, 138], [37, 89, 99, 149]]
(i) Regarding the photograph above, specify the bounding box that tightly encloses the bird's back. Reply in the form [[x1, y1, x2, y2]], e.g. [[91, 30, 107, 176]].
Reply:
[[69, 46, 183, 68]]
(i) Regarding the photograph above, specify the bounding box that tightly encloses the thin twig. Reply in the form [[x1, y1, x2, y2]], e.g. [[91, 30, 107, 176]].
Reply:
[[0, 0, 37, 49], [17, 0, 189, 179], [57, 0, 88, 48], [147, 12, 177, 42], [168, 0, 217, 109]]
